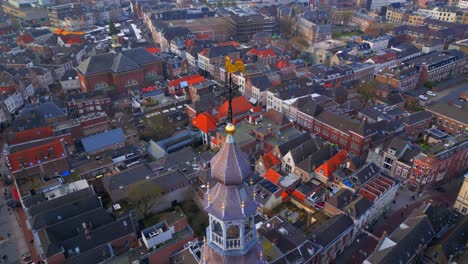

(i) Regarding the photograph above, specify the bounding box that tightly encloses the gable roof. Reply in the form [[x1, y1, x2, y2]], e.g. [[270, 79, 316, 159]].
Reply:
[[77, 48, 161, 76], [261, 152, 281, 170], [264, 168, 281, 184], [426, 103, 468, 125], [366, 216, 435, 264], [315, 150, 348, 178], [250, 75, 273, 91], [192, 112, 217, 134], [111, 53, 141, 73], [276, 132, 312, 156], [217, 96, 253, 120], [310, 214, 353, 249], [81, 128, 126, 153]]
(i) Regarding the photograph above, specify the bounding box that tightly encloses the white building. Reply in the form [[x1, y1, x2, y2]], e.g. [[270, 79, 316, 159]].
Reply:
[[367, 0, 406, 11], [60, 70, 81, 92]]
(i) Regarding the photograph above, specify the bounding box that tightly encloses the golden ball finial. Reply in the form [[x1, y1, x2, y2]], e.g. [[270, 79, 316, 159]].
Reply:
[[225, 123, 236, 134]]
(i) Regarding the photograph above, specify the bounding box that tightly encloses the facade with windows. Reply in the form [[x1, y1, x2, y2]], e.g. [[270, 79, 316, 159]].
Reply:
[[426, 103, 467, 135], [77, 48, 163, 95], [454, 174, 468, 215], [408, 134, 468, 191]]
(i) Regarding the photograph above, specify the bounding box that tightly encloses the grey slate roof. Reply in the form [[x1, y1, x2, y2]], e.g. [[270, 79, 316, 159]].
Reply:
[[77, 48, 161, 75], [250, 75, 273, 91], [326, 189, 355, 210], [366, 215, 435, 264], [62, 215, 135, 260], [426, 103, 468, 125], [27, 188, 94, 216], [403, 111, 434, 125], [77, 53, 116, 75], [277, 132, 312, 156], [81, 128, 126, 153], [32, 195, 101, 230], [296, 143, 335, 173], [111, 53, 141, 73], [310, 214, 353, 249], [344, 197, 374, 219], [121, 47, 162, 65]]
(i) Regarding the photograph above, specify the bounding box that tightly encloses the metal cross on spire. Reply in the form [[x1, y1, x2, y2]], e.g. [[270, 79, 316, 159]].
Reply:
[[223, 56, 245, 124]]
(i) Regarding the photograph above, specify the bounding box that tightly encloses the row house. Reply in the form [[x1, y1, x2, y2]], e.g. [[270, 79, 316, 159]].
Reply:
[[402, 111, 434, 140], [324, 189, 374, 240], [310, 214, 354, 264], [77, 48, 163, 95], [246, 74, 274, 106], [197, 44, 241, 79], [167, 74, 206, 97], [375, 66, 420, 92], [313, 111, 384, 157], [266, 78, 323, 117], [358, 173, 399, 221], [426, 103, 467, 135], [349, 62, 375, 83], [65, 91, 112, 118], [365, 51, 398, 74], [309, 64, 354, 89], [409, 134, 468, 191], [404, 50, 466, 84], [148, 20, 191, 52], [6, 137, 71, 179]]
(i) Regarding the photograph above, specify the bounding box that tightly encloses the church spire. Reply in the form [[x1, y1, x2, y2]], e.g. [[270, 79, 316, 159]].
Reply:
[[200, 57, 264, 264]]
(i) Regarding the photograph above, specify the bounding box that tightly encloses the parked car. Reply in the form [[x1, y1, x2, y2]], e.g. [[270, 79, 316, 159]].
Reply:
[[418, 95, 428, 101], [426, 91, 437, 97]]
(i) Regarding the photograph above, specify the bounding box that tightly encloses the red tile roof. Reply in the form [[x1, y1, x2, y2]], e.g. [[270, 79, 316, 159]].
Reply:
[[54, 28, 64, 35], [277, 58, 290, 68], [217, 41, 240, 47], [59, 34, 83, 45], [10, 126, 54, 145], [0, 86, 16, 95], [292, 189, 306, 201], [217, 96, 253, 120], [192, 112, 218, 134], [315, 150, 348, 178], [264, 168, 281, 184], [169, 74, 206, 87], [359, 175, 396, 201], [7, 139, 66, 172], [261, 152, 280, 169], [247, 48, 276, 58], [370, 51, 397, 64], [257, 49, 275, 58], [142, 86, 157, 93], [145, 47, 161, 54], [195, 33, 210, 40], [17, 33, 34, 44]]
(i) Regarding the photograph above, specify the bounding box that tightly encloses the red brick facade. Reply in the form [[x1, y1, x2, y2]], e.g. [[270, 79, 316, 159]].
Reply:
[[78, 62, 163, 95]]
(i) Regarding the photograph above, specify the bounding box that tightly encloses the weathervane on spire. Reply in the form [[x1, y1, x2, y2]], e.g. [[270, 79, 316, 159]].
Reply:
[[223, 56, 245, 130]]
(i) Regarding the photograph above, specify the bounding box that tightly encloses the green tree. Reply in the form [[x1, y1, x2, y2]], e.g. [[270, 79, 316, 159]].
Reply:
[[231, 0, 237, 7], [108, 21, 118, 36], [128, 181, 162, 218], [217, 0, 224, 8], [358, 81, 377, 106], [145, 114, 175, 140]]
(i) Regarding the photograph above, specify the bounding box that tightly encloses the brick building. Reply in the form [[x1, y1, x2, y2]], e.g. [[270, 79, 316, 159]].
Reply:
[[408, 134, 468, 191], [77, 48, 163, 95], [402, 111, 434, 140], [404, 50, 466, 84], [426, 103, 467, 135], [66, 91, 112, 118], [375, 66, 421, 92]]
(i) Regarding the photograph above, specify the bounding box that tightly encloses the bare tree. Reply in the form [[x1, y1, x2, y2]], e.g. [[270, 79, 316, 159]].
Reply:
[[128, 181, 162, 217]]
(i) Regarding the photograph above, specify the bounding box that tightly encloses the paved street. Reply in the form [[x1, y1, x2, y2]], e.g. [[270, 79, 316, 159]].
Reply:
[[426, 77, 468, 104], [0, 182, 24, 264]]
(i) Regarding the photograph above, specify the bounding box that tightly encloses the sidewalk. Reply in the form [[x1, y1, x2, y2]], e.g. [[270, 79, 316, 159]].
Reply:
[[2, 180, 39, 263]]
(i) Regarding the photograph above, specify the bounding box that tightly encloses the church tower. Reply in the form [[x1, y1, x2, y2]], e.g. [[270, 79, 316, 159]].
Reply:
[[201, 123, 264, 263]]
